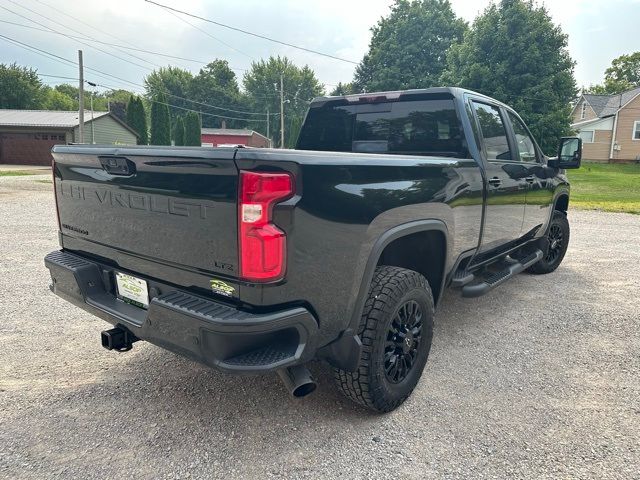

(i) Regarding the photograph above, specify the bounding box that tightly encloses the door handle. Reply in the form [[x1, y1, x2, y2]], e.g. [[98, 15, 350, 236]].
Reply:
[[525, 176, 535, 184], [99, 156, 135, 176], [488, 177, 501, 187]]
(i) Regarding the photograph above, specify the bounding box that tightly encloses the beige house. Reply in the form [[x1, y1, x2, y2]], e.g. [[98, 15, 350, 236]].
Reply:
[[570, 86, 640, 162]]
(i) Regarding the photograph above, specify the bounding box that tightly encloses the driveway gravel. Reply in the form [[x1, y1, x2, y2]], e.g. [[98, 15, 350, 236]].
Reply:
[[1, 174, 639, 479]]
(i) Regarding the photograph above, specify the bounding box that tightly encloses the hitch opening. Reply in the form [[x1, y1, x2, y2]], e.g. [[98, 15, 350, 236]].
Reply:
[[101, 327, 138, 352]]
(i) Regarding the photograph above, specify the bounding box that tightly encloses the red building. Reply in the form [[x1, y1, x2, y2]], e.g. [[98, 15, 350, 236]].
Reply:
[[201, 128, 271, 148]]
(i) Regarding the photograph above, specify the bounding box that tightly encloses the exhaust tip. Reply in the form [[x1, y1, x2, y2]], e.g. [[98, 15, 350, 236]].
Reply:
[[292, 381, 317, 398], [278, 365, 317, 398]]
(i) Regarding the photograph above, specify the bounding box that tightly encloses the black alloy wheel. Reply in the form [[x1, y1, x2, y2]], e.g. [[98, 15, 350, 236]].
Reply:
[[545, 223, 564, 264], [527, 211, 570, 275], [333, 266, 434, 412], [384, 300, 423, 384]]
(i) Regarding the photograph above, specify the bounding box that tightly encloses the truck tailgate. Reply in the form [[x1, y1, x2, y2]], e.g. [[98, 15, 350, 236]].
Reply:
[[52, 146, 239, 281]]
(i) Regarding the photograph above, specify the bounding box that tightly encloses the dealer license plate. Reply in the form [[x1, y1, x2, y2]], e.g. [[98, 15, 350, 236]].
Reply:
[[115, 272, 149, 309]]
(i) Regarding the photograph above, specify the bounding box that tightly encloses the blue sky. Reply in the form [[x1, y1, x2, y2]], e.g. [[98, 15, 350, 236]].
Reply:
[[0, 0, 638, 94]]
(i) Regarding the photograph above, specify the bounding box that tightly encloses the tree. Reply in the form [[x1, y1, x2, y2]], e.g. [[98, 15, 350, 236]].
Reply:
[[583, 84, 608, 95], [54, 83, 79, 101], [150, 93, 171, 145], [189, 60, 246, 129], [184, 111, 201, 146], [126, 96, 149, 145], [102, 89, 134, 122], [243, 56, 324, 147], [0, 63, 44, 109], [329, 82, 356, 96], [144, 66, 193, 123], [173, 115, 185, 146], [441, 0, 576, 154], [589, 52, 640, 94], [41, 87, 75, 110], [353, 0, 467, 92]]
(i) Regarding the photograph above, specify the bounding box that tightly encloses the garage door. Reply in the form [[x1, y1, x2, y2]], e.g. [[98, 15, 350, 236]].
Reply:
[[0, 133, 66, 166]]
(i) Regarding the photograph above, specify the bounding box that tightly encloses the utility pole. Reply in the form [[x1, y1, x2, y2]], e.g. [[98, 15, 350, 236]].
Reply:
[[280, 73, 285, 149], [90, 92, 95, 144], [266, 107, 270, 147], [87, 81, 97, 144], [78, 50, 84, 143]]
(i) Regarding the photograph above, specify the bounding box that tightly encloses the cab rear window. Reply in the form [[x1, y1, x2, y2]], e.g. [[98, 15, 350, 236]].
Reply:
[[297, 98, 466, 158]]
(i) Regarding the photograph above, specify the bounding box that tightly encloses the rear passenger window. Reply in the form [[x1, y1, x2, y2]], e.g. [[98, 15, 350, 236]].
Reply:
[[473, 102, 512, 161]]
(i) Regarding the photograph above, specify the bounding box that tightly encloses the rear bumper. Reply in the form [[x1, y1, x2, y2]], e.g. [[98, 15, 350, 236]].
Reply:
[[44, 250, 318, 373]]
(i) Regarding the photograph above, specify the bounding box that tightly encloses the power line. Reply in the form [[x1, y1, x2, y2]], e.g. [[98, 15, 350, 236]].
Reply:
[[1, 2, 154, 71], [0, 33, 274, 118], [0, 19, 248, 72], [1, 16, 343, 91], [91, 81, 271, 122], [144, 0, 359, 65], [0, 33, 78, 69], [31, 0, 254, 73], [162, 8, 254, 61], [38, 73, 79, 81], [32, 0, 165, 69]]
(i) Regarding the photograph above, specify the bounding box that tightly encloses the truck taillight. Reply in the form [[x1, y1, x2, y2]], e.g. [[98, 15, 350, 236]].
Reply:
[[238, 170, 293, 282], [52, 157, 62, 231]]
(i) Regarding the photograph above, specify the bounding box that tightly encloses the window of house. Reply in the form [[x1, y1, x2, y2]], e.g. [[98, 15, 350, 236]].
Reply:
[[633, 121, 640, 140], [579, 130, 594, 143], [581, 102, 587, 119], [29, 132, 66, 141]]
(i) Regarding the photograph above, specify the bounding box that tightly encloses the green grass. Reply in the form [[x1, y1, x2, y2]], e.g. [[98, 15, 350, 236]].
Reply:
[[568, 162, 640, 214], [0, 171, 33, 176]]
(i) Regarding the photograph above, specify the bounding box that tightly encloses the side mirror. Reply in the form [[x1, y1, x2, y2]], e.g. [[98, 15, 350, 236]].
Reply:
[[548, 137, 582, 169]]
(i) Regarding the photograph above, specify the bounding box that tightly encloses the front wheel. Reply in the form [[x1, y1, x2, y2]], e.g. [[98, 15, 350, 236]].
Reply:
[[527, 211, 570, 275], [333, 266, 434, 413]]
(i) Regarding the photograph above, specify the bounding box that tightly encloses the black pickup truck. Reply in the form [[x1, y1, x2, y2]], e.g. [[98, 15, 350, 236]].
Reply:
[[45, 87, 582, 412]]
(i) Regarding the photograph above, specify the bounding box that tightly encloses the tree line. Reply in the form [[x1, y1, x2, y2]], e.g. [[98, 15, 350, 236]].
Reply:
[[0, 56, 323, 148], [2, 0, 639, 152], [333, 0, 638, 154]]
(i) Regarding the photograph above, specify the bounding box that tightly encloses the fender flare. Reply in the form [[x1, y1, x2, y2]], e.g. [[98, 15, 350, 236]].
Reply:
[[320, 219, 449, 372], [553, 189, 570, 213], [349, 219, 449, 331]]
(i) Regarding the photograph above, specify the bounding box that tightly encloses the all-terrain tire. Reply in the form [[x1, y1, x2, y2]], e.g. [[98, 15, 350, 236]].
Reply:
[[333, 266, 434, 413], [527, 211, 570, 275]]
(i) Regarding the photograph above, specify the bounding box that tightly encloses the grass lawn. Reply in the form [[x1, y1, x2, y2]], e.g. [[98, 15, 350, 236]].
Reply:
[[569, 162, 640, 214], [0, 171, 34, 177]]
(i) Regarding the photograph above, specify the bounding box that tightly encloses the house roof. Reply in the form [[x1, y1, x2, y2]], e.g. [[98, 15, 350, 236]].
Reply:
[[582, 95, 613, 116], [0, 109, 110, 128], [201, 128, 260, 137], [583, 86, 640, 118], [570, 115, 615, 129]]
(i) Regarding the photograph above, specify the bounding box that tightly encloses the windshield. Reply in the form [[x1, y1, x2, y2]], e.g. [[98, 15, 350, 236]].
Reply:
[[297, 97, 466, 158]]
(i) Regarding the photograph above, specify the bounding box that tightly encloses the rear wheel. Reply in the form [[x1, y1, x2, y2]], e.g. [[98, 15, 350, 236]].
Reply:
[[333, 266, 434, 413], [527, 211, 570, 274]]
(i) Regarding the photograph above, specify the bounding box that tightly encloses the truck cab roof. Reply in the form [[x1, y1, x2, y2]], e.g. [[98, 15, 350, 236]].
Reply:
[[309, 87, 502, 109]]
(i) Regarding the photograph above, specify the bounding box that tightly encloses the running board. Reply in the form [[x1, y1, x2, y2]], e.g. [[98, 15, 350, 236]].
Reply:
[[461, 250, 543, 298], [451, 270, 475, 288]]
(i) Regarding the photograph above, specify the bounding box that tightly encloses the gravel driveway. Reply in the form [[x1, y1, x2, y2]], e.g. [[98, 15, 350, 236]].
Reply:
[[1, 174, 639, 479]]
